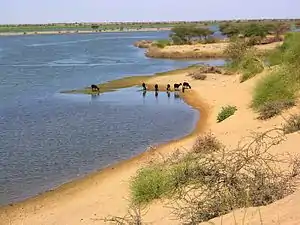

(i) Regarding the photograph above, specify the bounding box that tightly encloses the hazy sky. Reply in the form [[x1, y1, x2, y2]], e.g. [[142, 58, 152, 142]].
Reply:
[[2, 0, 298, 24]]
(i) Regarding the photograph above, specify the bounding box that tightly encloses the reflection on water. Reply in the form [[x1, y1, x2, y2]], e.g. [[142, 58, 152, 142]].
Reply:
[[0, 31, 222, 206], [0, 87, 198, 205]]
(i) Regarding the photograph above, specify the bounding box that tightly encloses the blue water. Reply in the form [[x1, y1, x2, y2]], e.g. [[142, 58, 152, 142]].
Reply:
[[0, 31, 225, 205]]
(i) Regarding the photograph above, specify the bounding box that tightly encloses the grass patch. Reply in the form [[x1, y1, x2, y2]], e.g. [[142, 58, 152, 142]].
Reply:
[[252, 33, 300, 118], [283, 114, 300, 134], [217, 105, 237, 123], [130, 165, 173, 204], [251, 67, 298, 118]]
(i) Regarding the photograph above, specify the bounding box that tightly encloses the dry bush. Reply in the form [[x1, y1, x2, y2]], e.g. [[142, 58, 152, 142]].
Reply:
[[100, 204, 147, 225], [190, 73, 207, 80], [283, 114, 300, 134], [169, 129, 300, 224], [192, 133, 223, 154], [257, 100, 295, 120]]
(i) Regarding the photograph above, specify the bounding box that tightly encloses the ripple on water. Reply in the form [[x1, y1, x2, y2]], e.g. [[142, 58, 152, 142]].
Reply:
[[0, 87, 199, 205]]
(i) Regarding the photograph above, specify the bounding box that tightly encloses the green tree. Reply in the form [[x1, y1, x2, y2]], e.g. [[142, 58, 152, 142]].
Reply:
[[219, 23, 241, 37], [91, 24, 99, 30], [242, 23, 268, 38], [170, 25, 214, 44]]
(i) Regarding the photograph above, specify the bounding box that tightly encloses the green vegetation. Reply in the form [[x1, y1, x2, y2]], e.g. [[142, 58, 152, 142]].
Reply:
[[152, 39, 171, 48], [252, 32, 300, 119], [169, 25, 214, 44], [129, 131, 300, 224], [217, 105, 237, 123], [130, 164, 173, 204], [219, 21, 291, 40], [0, 22, 209, 33], [224, 37, 265, 82]]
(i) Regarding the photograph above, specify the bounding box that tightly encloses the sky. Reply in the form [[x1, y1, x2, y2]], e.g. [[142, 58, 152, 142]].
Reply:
[[1, 0, 299, 24]]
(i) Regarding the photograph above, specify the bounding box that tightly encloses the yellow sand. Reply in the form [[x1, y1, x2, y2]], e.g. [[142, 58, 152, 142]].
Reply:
[[146, 42, 283, 58], [1, 68, 300, 225]]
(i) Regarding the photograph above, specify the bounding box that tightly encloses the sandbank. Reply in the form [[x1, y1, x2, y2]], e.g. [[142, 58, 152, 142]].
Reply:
[[145, 41, 283, 59], [1, 65, 300, 225]]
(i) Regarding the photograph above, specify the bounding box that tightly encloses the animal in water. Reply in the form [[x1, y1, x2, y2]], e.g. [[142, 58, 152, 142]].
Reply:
[[174, 83, 182, 90], [166, 84, 171, 92], [142, 82, 147, 91], [91, 84, 100, 92], [183, 82, 191, 89], [154, 84, 159, 92]]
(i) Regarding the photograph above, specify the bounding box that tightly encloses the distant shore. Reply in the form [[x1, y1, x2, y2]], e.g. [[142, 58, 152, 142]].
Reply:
[[142, 41, 283, 59], [0, 27, 171, 37]]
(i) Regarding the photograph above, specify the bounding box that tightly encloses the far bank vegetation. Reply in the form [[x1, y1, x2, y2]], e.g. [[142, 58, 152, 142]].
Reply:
[[144, 21, 290, 59]]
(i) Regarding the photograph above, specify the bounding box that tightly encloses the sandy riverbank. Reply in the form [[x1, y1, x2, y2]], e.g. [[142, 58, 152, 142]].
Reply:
[[0, 28, 171, 37], [1, 65, 300, 225], [145, 41, 283, 59]]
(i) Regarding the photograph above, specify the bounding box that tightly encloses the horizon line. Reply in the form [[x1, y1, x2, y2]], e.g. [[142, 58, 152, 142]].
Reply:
[[1, 17, 299, 26]]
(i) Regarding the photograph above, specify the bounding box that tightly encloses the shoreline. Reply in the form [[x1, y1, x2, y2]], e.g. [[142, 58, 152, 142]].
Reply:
[[0, 66, 210, 223], [0, 90, 207, 208], [2, 63, 300, 224], [0, 27, 171, 37]]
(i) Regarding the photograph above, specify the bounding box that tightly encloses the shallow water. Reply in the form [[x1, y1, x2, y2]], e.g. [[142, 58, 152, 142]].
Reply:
[[0, 31, 225, 205]]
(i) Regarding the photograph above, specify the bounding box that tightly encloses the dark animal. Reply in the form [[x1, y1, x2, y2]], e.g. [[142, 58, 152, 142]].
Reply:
[[183, 82, 191, 89], [174, 83, 182, 90], [142, 82, 147, 91], [91, 84, 100, 92], [166, 84, 171, 91], [154, 84, 159, 92]]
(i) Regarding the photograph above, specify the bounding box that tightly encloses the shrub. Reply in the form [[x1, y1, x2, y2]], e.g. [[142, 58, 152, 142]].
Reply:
[[130, 165, 172, 204], [239, 52, 265, 82], [257, 100, 295, 120], [129, 129, 299, 224], [217, 105, 237, 123], [224, 38, 252, 62], [201, 36, 218, 44], [191, 73, 207, 80], [192, 133, 223, 154], [153, 39, 171, 48], [283, 114, 300, 134], [171, 129, 299, 224]]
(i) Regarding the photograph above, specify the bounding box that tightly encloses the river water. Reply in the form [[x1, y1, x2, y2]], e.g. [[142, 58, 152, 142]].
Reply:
[[0, 31, 224, 205]]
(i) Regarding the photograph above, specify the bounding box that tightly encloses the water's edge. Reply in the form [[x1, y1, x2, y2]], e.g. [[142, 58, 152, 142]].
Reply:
[[1, 66, 209, 208]]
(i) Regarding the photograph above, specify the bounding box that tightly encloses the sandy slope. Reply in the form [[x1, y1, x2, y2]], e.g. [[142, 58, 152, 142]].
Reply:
[[1, 68, 300, 225]]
